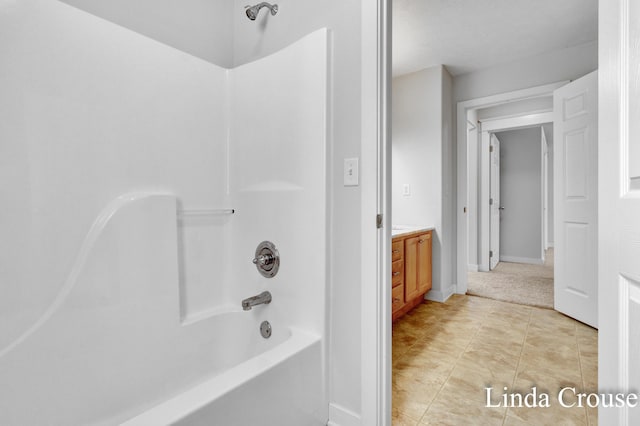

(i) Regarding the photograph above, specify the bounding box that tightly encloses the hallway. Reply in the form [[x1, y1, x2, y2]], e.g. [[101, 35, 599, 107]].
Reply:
[[466, 250, 554, 309], [392, 295, 597, 425]]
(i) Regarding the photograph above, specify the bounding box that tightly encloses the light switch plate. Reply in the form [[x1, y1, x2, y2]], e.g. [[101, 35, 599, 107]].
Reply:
[[344, 158, 359, 186], [402, 184, 411, 196]]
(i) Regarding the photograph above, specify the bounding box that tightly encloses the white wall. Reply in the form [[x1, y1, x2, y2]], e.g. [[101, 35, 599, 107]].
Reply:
[[393, 67, 442, 226], [454, 41, 598, 102], [477, 97, 553, 121], [496, 127, 543, 263], [60, 0, 234, 67], [232, 0, 365, 419], [392, 65, 455, 301]]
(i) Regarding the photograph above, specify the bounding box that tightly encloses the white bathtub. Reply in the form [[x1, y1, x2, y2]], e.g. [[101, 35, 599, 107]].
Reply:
[[121, 316, 326, 426]]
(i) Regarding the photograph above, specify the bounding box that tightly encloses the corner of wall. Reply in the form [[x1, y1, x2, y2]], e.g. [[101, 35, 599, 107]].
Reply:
[[328, 403, 361, 426], [424, 284, 455, 303]]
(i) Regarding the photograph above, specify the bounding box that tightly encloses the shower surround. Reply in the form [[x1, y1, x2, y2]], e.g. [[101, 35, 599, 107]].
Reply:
[[0, 1, 328, 425]]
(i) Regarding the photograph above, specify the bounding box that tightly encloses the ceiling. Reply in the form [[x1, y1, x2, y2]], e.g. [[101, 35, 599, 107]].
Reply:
[[392, 0, 598, 77]]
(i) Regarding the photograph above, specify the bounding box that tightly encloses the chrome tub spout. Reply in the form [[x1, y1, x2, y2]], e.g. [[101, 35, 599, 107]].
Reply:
[[242, 291, 272, 311]]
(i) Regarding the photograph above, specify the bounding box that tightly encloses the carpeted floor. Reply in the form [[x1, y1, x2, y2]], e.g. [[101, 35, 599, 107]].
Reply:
[[466, 249, 554, 309]]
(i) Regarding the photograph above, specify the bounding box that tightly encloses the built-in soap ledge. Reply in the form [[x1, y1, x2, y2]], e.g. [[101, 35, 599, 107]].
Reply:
[[177, 208, 235, 218], [180, 304, 240, 326]]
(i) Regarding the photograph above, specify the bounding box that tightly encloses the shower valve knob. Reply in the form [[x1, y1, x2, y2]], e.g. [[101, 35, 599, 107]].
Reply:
[[253, 241, 280, 278], [253, 254, 275, 266]]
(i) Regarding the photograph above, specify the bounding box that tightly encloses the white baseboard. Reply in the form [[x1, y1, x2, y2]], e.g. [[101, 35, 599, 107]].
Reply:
[[425, 285, 455, 303], [467, 264, 479, 272], [499, 255, 544, 265], [327, 403, 360, 426]]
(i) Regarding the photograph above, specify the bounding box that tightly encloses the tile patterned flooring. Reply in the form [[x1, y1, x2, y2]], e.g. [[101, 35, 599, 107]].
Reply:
[[392, 295, 598, 425]]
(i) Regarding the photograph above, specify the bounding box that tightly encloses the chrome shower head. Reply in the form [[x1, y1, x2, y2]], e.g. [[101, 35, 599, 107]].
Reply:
[[245, 2, 278, 21]]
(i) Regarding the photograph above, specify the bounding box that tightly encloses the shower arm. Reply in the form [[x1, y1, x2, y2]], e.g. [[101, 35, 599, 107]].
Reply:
[[245, 2, 278, 20]]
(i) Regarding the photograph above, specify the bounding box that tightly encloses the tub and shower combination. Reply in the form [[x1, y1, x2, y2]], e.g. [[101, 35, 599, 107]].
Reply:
[[0, 1, 329, 425]]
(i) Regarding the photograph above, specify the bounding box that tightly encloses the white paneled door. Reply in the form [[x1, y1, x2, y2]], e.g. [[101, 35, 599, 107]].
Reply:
[[489, 134, 501, 270], [553, 70, 598, 328], [599, 0, 640, 423]]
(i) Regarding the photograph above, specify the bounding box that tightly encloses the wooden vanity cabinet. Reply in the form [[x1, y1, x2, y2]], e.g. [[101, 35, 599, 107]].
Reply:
[[391, 229, 432, 321], [391, 240, 405, 316]]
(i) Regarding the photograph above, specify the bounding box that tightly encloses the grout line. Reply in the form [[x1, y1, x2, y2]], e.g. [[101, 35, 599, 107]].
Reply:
[[502, 308, 533, 425], [511, 308, 532, 387], [575, 323, 590, 424], [416, 303, 491, 425]]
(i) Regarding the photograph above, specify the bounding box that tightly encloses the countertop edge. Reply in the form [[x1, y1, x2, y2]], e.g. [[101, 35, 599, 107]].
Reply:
[[391, 226, 435, 238]]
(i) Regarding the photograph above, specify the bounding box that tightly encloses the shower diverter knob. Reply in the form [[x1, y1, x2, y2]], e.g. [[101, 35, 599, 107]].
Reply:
[[253, 241, 280, 278]]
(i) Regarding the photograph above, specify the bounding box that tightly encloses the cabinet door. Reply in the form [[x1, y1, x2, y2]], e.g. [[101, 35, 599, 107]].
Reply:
[[392, 260, 404, 287], [391, 240, 403, 262], [404, 236, 420, 301], [392, 284, 404, 314], [417, 232, 432, 293]]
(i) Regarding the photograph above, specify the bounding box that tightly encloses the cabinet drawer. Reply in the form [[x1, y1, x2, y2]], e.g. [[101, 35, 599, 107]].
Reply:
[[392, 284, 404, 313], [392, 240, 404, 262], [392, 260, 404, 287]]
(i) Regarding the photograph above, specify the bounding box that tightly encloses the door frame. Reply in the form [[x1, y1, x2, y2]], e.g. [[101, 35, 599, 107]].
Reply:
[[489, 133, 500, 270], [361, 0, 391, 424], [475, 112, 555, 272], [456, 83, 566, 293], [542, 126, 550, 252]]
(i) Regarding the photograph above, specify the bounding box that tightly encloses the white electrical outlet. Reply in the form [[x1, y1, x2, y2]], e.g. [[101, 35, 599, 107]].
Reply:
[[402, 183, 411, 196], [344, 158, 359, 186]]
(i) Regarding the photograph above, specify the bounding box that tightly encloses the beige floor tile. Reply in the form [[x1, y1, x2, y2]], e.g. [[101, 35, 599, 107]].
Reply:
[[486, 309, 532, 328], [393, 344, 410, 366], [468, 331, 525, 360], [411, 326, 474, 354], [505, 404, 587, 425], [513, 370, 585, 409], [393, 372, 445, 415], [483, 314, 530, 333], [460, 341, 520, 371], [395, 346, 457, 381], [586, 405, 598, 426], [577, 334, 598, 359], [439, 361, 513, 406], [392, 410, 420, 426], [421, 394, 505, 426], [477, 320, 528, 343], [517, 348, 582, 384], [392, 381, 434, 421], [465, 334, 524, 360], [491, 299, 533, 315], [457, 347, 518, 383], [529, 310, 578, 334], [392, 295, 598, 426], [575, 321, 597, 337], [521, 337, 581, 367], [394, 323, 430, 348], [580, 356, 598, 391]]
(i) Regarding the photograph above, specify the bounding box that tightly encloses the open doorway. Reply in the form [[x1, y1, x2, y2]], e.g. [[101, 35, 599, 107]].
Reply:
[[467, 123, 555, 309]]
